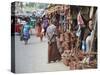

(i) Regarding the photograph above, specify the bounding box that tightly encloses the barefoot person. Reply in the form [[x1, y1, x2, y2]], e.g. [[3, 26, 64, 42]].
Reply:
[[46, 20, 61, 63]]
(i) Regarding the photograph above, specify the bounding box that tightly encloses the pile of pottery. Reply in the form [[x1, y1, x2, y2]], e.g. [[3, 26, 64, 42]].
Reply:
[[61, 32, 83, 69]]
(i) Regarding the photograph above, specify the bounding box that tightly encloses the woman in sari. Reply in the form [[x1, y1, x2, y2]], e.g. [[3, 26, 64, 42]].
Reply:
[[46, 20, 61, 63]]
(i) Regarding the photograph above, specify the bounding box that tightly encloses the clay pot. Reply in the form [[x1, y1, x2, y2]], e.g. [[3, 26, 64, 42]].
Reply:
[[62, 58, 70, 66], [69, 60, 77, 70]]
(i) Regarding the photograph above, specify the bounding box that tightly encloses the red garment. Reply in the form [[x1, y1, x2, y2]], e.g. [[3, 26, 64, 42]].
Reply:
[[15, 24, 21, 33]]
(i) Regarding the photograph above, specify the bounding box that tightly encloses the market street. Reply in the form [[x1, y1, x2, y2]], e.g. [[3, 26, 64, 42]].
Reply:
[[11, 2, 97, 73], [15, 35, 69, 73]]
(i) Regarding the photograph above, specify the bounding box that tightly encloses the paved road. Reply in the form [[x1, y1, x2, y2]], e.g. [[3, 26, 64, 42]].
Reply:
[[15, 35, 69, 73]]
